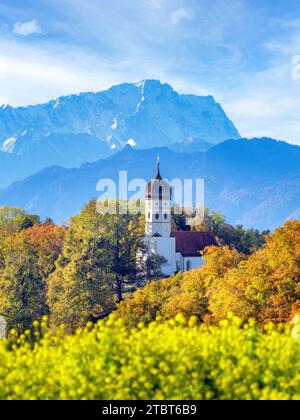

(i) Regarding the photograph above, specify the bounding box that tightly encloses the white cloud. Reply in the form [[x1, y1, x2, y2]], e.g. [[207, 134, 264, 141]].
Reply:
[[223, 86, 300, 144], [13, 20, 42, 37], [170, 8, 193, 25], [0, 28, 213, 108]]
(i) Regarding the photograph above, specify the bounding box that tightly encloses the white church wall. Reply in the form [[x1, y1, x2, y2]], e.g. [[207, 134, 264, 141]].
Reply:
[[155, 237, 176, 276], [183, 257, 205, 271], [175, 254, 205, 272]]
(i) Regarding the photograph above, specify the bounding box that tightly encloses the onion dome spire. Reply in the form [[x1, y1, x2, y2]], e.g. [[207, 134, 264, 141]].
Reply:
[[156, 156, 162, 180]]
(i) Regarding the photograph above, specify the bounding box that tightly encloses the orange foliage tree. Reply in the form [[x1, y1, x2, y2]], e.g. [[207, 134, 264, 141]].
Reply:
[[117, 221, 300, 327], [0, 224, 65, 332], [208, 221, 300, 324]]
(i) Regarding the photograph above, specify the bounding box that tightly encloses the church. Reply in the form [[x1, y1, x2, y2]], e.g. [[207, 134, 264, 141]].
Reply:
[[145, 159, 217, 276]]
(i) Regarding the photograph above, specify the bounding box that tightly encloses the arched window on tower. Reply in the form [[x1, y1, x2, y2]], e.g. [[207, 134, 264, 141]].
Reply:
[[159, 186, 163, 201]]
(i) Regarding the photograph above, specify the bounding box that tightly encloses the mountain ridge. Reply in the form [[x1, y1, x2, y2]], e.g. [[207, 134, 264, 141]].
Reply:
[[0, 80, 240, 187], [1, 137, 299, 231]]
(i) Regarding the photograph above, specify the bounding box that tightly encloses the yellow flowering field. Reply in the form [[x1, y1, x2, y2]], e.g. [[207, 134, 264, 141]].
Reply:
[[0, 315, 300, 400]]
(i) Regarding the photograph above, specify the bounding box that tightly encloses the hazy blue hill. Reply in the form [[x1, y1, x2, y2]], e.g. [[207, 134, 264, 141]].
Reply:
[[0, 80, 240, 187], [0, 151, 18, 187], [206, 138, 300, 178], [0, 133, 114, 188], [169, 138, 213, 153], [1, 138, 299, 230]]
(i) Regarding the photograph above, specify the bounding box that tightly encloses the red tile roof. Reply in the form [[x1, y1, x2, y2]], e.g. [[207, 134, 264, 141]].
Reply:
[[172, 231, 218, 257]]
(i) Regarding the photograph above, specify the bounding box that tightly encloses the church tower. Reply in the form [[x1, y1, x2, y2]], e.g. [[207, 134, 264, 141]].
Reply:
[[145, 157, 172, 237], [145, 158, 176, 276]]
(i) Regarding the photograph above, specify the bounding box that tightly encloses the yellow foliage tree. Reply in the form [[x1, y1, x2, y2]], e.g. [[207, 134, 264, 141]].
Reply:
[[117, 221, 300, 327], [117, 258, 214, 328], [208, 221, 300, 324]]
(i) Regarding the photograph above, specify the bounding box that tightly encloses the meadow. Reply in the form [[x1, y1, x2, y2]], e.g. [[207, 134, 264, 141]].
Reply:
[[1, 315, 300, 401]]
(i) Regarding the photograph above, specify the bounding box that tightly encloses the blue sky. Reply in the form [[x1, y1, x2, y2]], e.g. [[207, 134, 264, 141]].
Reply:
[[0, 0, 300, 143]]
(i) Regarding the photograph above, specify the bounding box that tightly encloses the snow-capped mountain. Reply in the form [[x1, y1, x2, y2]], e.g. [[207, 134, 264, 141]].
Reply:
[[0, 80, 240, 187], [0, 79, 240, 151]]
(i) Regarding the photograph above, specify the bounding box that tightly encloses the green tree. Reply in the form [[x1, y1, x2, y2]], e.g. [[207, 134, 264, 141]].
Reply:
[[47, 201, 164, 331], [99, 208, 166, 302], [174, 207, 268, 254], [47, 201, 114, 331]]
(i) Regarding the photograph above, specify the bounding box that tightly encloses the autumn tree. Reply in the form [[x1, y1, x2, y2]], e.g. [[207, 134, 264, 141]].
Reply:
[[47, 201, 114, 331], [0, 224, 65, 332], [119, 221, 300, 327], [0, 207, 41, 268], [0, 206, 40, 240], [116, 271, 209, 328], [116, 246, 234, 328], [200, 245, 246, 299], [207, 221, 300, 324], [47, 200, 163, 332]]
